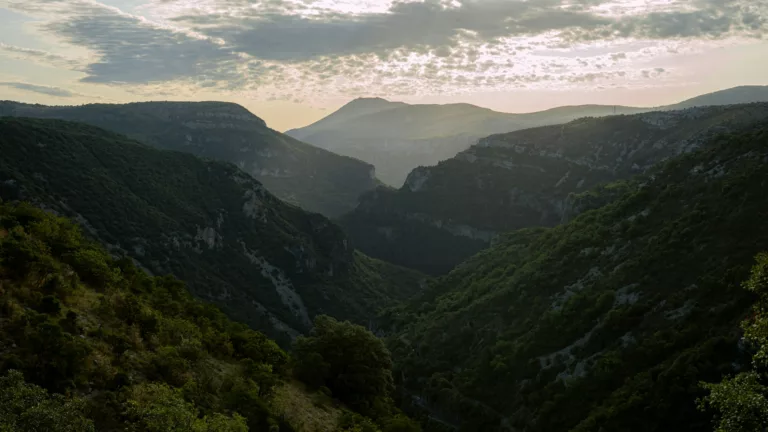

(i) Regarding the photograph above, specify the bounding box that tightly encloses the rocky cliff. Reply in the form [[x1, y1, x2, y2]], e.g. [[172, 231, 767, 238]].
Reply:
[[341, 103, 768, 275], [0, 117, 424, 345]]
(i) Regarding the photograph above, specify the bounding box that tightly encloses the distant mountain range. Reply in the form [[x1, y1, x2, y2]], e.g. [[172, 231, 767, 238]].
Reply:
[[0, 100, 379, 218], [340, 103, 768, 275], [0, 117, 424, 344], [288, 86, 768, 186]]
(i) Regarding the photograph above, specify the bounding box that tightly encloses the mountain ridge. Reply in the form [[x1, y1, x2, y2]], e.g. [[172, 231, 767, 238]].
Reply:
[[385, 122, 768, 431], [288, 85, 768, 186], [0, 100, 379, 218], [340, 103, 768, 275], [0, 116, 425, 345]]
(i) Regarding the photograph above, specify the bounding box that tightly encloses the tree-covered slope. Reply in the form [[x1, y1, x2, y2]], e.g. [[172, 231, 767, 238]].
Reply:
[[382, 124, 768, 431], [0, 117, 424, 345], [0, 101, 379, 218], [0, 201, 420, 432], [341, 103, 768, 275], [0, 201, 294, 431]]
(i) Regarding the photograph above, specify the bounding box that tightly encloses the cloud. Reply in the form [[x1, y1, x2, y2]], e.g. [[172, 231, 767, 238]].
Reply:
[[170, 0, 610, 62], [0, 81, 80, 97], [2, 0, 766, 101], [168, 0, 767, 62], [0, 43, 84, 69]]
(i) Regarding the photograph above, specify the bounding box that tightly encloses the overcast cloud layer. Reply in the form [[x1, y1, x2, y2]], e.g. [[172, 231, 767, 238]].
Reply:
[[0, 0, 766, 107]]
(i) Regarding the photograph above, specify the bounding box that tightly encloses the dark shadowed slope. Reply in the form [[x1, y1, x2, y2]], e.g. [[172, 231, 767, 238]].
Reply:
[[0, 117, 424, 345], [385, 124, 768, 431], [0, 100, 379, 218], [340, 103, 768, 275]]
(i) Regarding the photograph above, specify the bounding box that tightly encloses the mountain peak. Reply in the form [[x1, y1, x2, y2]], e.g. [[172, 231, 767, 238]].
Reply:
[[340, 97, 404, 112]]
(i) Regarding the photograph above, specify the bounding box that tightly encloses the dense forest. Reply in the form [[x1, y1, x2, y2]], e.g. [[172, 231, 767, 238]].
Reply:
[[0, 101, 379, 218], [0, 117, 424, 345], [384, 125, 768, 430], [0, 201, 420, 431]]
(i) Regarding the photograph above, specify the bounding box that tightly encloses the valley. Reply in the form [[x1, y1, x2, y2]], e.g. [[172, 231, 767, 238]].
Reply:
[[2, 89, 768, 432], [0, 117, 424, 346], [341, 103, 768, 275], [288, 86, 768, 187]]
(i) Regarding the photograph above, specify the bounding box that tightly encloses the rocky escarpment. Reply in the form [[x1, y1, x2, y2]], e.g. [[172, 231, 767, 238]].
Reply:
[[340, 103, 768, 275], [385, 124, 768, 431], [0, 100, 378, 217], [287, 86, 768, 187], [0, 117, 424, 346]]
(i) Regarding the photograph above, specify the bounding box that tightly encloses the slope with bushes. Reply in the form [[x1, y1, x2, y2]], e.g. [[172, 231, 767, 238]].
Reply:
[[0, 201, 420, 432], [0, 201, 293, 431], [0, 117, 424, 344], [383, 124, 768, 431], [341, 103, 768, 275]]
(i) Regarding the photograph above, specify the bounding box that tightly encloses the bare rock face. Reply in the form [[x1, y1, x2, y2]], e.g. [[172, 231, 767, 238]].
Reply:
[[341, 103, 768, 275], [0, 117, 423, 346]]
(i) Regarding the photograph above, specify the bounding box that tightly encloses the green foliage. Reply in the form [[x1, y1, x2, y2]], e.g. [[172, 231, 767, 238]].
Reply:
[[337, 412, 382, 432], [0, 100, 379, 218], [386, 126, 768, 431], [124, 382, 248, 432], [342, 104, 768, 275], [295, 315, 395, 415], [699, 254, 768, 431], [0, 116, 425, 344], [0, 370, 94, 432], [0, 200, 420, 431], [699, 373, 768, 432], [0, 202, 290, 430]]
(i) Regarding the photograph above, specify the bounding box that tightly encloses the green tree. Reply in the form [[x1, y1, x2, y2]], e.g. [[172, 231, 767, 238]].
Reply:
[[123, 382, 248, 432], [0, 370, 95, 432], [700, 253, 768, 431], [294, 315, 395, 414]]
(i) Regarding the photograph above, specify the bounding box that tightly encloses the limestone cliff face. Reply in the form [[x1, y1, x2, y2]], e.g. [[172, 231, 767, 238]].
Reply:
[[0, 117, 422, 346], [0, 101, 377, 218], [341, 103, 768, 275], [386, 123, 768, 432]]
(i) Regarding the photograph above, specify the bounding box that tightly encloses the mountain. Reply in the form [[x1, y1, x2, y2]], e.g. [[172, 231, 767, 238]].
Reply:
[[0, 117, 424, 346], [666, 85, 768, 110], [286, 100, 643, 187], [287, 85, 768, 187], [340, 103, 768, 275], [384, 123, 768, 431], [0, 201, 418, 432], [0, 101, 378, 218]]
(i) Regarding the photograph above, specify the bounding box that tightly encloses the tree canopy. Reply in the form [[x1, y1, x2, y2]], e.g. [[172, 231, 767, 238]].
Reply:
[[700, 253, 768, 431], [294, 315, 395, 415]]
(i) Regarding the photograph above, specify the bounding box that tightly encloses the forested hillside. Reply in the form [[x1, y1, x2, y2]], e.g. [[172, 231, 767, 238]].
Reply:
[[0, 117, 424, 345], [382, 124, 768, 431], [0, 202, 420, 431], [341, 103, 768, 275], [0, 101, 379, 217]]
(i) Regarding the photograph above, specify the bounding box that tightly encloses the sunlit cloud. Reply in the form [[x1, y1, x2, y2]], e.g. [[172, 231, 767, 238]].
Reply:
[[1, 0, 766, 105], [0, 81, 85, 97]]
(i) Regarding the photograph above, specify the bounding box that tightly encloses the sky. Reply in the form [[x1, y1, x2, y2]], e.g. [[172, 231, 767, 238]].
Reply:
[[0, 0, 766, 131]]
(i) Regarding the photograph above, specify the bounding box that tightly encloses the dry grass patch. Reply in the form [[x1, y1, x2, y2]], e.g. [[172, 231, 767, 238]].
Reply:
[[272, 381, 343, 432]]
